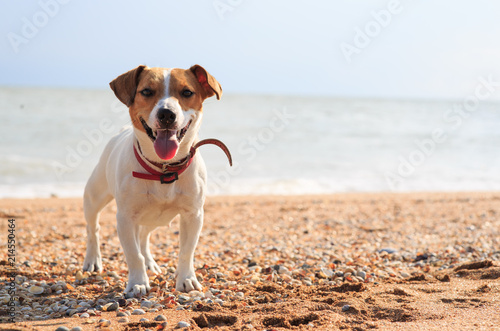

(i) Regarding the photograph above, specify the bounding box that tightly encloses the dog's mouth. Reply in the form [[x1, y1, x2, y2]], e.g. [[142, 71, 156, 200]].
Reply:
[[140, 118, 192, 160]]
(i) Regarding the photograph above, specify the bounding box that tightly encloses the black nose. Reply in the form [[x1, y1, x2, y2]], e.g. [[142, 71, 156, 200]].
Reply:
[[157, 108, 176, 127]]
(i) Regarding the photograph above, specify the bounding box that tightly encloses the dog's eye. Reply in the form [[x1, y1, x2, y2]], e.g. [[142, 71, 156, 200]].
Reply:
[[140, 88, 153, 97], [182, 89, 194, 98]]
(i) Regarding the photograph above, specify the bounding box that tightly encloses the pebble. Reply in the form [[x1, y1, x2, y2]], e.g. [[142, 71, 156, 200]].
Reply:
[[55, 327, 70, 331], [155, 314, 167, 321], [132, 308, 146, 315], [118, 317, 129, 323], [356, 270, 366, 280], [75, 271, 84, 281], [342, 305, 350, 312], [320, 268, 334, 278], [178, 295, 190, 302], [70, 327, 82, 331], [28, 285, 45, 295], [380, 248, 397, 254], [139, 318, 149, 322], [98, 319, 111, 327], [79, 313, 90, 318], [116, 311, 128, 317], [177, 321, 191, 328], [141, 300, 153, 308], [103, 301, 119, 311]]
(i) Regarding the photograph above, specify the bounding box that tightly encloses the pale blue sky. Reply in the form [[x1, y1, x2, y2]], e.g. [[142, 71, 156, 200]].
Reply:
[[1, 0, 500, 99]]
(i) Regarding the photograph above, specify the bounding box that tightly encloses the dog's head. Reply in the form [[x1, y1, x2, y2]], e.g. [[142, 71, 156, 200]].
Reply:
[[110, 65, 222, 161]]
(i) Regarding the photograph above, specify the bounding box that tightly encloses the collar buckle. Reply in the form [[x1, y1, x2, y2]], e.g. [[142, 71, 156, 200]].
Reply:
[[160, 172, 179, 184]]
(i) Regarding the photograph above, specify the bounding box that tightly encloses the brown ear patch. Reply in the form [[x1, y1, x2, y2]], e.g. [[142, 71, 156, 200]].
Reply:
[[109, 65, 147, 106], [189, 65, 222, 100]]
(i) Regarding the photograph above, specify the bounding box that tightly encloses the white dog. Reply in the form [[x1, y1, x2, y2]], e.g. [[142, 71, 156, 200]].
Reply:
[[82, 65, 231, 297]]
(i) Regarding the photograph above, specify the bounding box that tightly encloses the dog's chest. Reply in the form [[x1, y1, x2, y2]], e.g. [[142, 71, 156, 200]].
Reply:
[[128, 178, 203, 222]]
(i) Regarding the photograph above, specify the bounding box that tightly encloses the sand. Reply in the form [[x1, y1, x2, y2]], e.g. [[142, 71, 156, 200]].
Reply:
[[0, 193, 499, 330]]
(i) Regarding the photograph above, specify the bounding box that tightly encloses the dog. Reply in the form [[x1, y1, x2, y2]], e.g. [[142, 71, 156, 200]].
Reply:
[[82, 65, 231, 297]]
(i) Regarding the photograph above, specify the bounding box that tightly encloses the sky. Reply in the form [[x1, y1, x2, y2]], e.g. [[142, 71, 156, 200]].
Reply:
[[1, 0, 500, 99]]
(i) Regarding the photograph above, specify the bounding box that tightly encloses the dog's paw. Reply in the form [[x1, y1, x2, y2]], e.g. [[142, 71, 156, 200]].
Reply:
[[125, 281, 151, 298], [125, 271, 150, 298], [145, 259, 162, 275], [176, 274, 202, 292], [83, 255, 102, 273]]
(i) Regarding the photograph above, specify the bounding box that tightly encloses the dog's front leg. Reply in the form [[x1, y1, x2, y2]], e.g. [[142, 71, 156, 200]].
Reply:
[[176, 210, 203, 292], [139, 225, 162, 274], [117, 214, 150, 297]]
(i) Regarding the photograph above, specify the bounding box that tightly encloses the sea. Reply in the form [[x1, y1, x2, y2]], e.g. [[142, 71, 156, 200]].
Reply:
[[1, 87, 500, 198]]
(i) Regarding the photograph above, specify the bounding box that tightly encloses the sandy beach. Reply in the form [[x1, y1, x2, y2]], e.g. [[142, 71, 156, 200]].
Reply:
[[1, 193, 499, 330]]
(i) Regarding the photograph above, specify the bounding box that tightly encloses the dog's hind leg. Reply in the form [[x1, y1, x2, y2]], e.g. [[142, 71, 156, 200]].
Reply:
[[139, 225, 161, 274], [82, 168, 113, 273]]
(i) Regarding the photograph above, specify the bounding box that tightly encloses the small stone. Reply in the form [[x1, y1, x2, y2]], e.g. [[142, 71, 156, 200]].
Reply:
[[67, 309, 78, 316], [188, 290, 204, 298], [250, 275, 260, 284], [278, 266, 289, 274], [177, 321, 191, 328], [320, 268, 334, 278], [401, 272, 410, 278], [178, 294, 190, 302], [155, 315, 167, 321], [139, 318, 149, 322], [342, 305, 350, 312], [141, 300, 153, 308], [379, 248, 397, 254], [103, 302, 118, 311], [28, 285, 45, 295], [116, 311, 128, 317], [356, 271, 366, 280], [118, 317, 129, 323], [70, 327, 83, 331], [99, 319, 111, 327], [75, 271, 84, 281], [80, 313, 90, 318], [55, 327, 70, 331], [132, 308, 146, 315]]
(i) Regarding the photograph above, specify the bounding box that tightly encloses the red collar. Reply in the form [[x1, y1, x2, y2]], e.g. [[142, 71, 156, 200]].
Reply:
[[133, 139, 232, 184]]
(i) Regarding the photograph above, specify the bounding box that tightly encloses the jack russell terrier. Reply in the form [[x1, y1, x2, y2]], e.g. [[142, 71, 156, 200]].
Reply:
[[82, 65, 231, 297]]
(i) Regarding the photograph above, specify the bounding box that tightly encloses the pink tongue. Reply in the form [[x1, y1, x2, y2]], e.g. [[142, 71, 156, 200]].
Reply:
[[154, 130, 179, 160]]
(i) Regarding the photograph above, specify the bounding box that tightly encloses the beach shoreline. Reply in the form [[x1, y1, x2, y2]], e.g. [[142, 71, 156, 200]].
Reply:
[[1, 192, 499, 330]]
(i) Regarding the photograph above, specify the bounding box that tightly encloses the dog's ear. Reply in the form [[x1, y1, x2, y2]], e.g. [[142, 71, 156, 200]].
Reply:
[[109, 65, 147, 106], [189, 65, 222, 100]]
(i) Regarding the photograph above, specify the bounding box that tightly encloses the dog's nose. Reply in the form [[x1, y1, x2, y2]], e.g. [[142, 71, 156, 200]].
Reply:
[[157, 108, 176, 127]]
